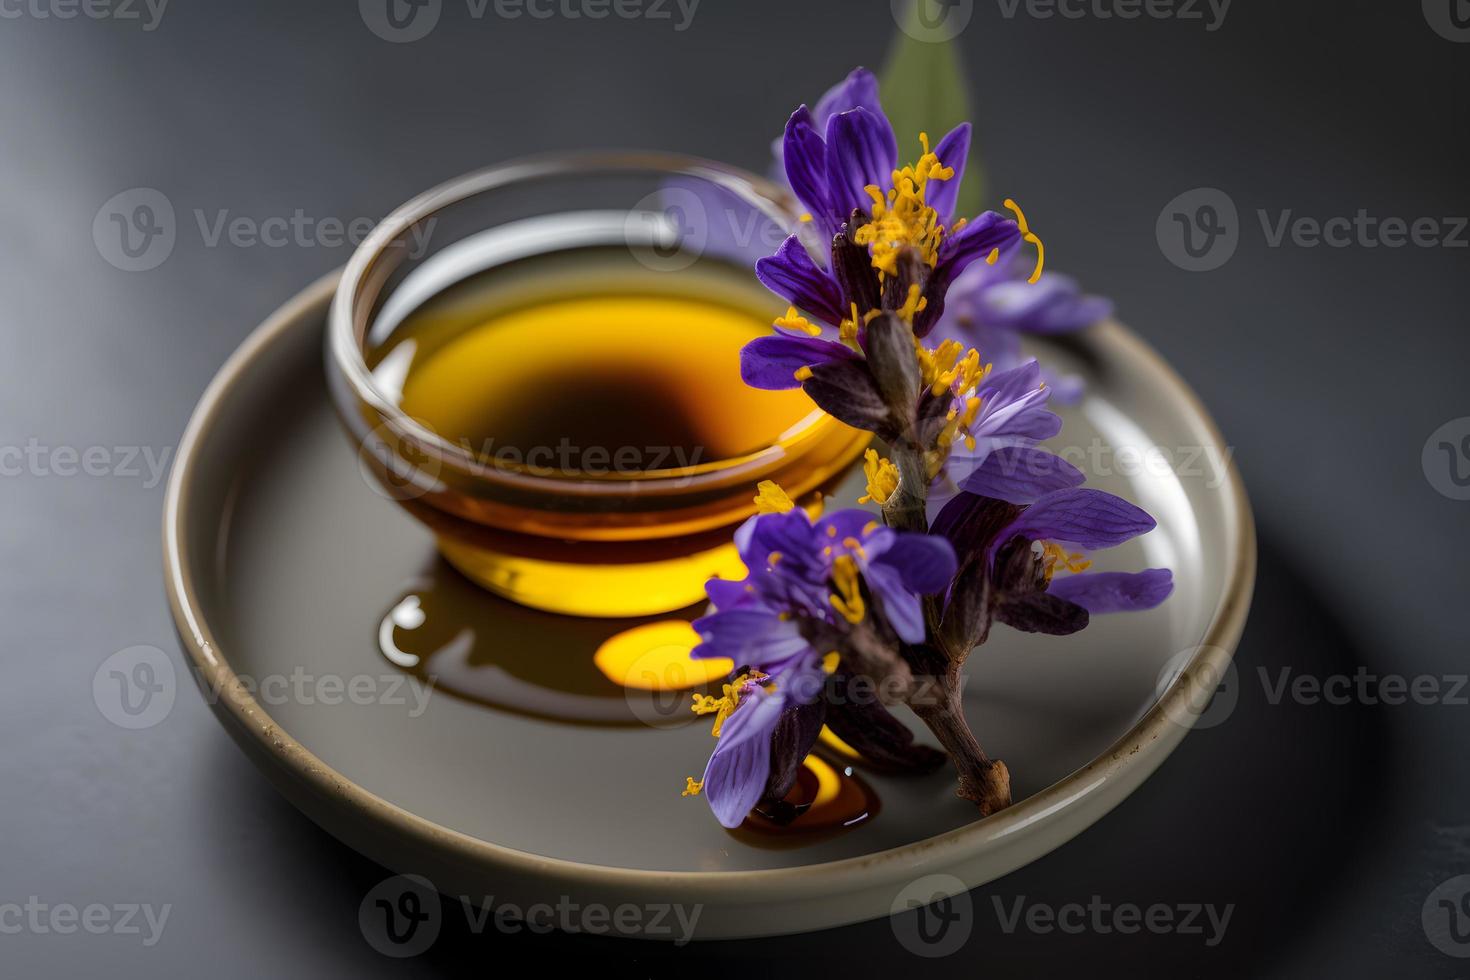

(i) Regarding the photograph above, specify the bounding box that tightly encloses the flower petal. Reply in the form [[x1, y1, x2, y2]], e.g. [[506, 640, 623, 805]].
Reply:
[[781, 107, 836, 237], [971, 360, 1062, 444], [873, 533, 958, 594], [944, 378, 1060, 482], [958, 447, 1085, 504], [931, 491, 1023, 560], [768, 651, 829, 708], [1047, 568, 1174, 613], [925, 123, 971, 224], [861, 560, 926, 644], [701, 687, 784, 828], [824, 108, 898, 221], [732, 512, 760, 557], [691, 609, 809, 668], [813, 508, 878, 543], [979, 357, 1043, 402], [939, 211, 1024, 270], [930, 253, 1107, 401], [812, 67, 882, 126], [705, 576, 756, 611], [740, 334, 856, 390], [992, 488, 1158, 559], [916, 211, 1022, 337], [1039, 366, 1086, 405], [945, 241, 1014, 300], [744, 509, 824, 580], [980, 273, 1112, 336], [755, 235, 846, 326]]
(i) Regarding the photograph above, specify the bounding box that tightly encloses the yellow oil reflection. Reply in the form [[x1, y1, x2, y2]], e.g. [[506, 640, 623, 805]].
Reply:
[[592, 621, 733, 692], [801, 754, 843, 809], [817, 726, 861, 760]]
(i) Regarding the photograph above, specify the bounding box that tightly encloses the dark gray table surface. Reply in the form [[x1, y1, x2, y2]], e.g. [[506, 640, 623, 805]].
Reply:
[[2, 1, 1467, 975]]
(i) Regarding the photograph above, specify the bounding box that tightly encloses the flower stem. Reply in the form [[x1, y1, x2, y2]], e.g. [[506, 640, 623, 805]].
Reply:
[[881, 439, 930, 534], [881, 393, 1010, 815], [909, 664, 1012, 816]]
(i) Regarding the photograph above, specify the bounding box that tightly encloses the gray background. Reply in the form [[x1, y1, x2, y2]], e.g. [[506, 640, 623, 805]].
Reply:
[[1, 0, 1467, 975]]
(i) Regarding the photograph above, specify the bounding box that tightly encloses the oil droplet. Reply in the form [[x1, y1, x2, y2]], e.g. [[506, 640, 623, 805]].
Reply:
[[373, 561, 732, 727], [592, 621, 732, 691], [802, 753, 844, 809], [731, 754, 880, 847]]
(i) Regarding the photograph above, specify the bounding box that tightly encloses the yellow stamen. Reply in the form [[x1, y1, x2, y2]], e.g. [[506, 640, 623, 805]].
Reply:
[[690, 670, 768, 737], [839, 301, 880, 348], [774, 305, 822, 337], [895, 283, 928, 325], [914, 337, 959, 391], [840, 302, 860, 345], [957, 396, 983, 451], [829, 554, 866, 624], [925, 387, 987, 478], [798, 213, 813, 223], [858, 449, 900, 506], [1003, 198, 1046, 284], [821, 651, 840, 674], [851, 133, 958, 280], [914, 335, 992, 408], [753, 480, 795, 514], [681, 777, 703, 797], [794, 365, 814, 381], [1041, 542, 1091, 582], [930, 411, 962, 479]]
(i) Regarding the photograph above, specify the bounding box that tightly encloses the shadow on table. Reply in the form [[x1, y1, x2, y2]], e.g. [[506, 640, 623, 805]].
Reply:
[[203, 531, 1398, 977]]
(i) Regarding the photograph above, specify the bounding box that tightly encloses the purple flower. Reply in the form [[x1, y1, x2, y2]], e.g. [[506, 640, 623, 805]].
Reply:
[[698, 500, 954, 662], [686, 656, 825, 829], [742, 69, 1027, 416], [934, 479, 1172, 644], [684, 490, 956, 828], [934, 241, 1113, 403], [986, 486, 1172, 633], [955, 358, 1061, 455], [771, 68, 972, 237], [949, 242, 1112, 337], [926, 358, 1066, 515], [686, 67, 1177, 829]]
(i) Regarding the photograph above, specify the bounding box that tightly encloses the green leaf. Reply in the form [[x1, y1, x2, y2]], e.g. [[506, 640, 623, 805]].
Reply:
[[880, 1, 985, 216]]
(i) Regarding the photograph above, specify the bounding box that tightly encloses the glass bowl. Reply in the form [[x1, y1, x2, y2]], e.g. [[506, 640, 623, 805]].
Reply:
[[326, 152, 870, 616]]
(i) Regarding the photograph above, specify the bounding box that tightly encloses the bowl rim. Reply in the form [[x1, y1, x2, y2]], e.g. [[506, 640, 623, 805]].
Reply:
[[165, 269, 1256, 898], [327, 150, 852, 493]]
